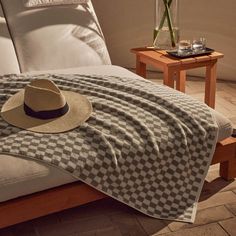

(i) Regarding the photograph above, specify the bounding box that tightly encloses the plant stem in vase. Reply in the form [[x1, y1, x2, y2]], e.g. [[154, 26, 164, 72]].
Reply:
[[153, 0, 179, 50]]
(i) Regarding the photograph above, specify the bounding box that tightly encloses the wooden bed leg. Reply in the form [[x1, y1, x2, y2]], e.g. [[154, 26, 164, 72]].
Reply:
[[220, 159, 236, 181], [211, 137, 236, 181]]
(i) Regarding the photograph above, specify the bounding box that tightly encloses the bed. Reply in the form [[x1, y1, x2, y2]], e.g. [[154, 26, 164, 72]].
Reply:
[[0, 0, 235, 228]]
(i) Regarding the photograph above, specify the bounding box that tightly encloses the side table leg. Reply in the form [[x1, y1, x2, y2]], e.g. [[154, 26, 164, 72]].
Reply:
[[136, 55, 146, 78], [163, 66, 175, 88], [205, 60, 217, 109], [176, 70, 186, 93]]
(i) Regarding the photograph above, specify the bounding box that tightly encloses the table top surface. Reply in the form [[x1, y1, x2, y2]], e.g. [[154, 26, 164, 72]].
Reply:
[[131, 47, 224, 66]]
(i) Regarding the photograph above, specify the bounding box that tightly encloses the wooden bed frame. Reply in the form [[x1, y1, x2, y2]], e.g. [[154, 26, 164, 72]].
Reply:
[[0, 136, 235, 229]]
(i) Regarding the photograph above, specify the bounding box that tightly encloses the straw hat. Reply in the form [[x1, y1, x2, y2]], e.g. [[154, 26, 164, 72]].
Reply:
[[1, 79, 92, 133]]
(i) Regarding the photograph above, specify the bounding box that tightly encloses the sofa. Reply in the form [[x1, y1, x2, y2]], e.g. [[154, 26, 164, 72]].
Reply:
[[0, 0, 235, 228]]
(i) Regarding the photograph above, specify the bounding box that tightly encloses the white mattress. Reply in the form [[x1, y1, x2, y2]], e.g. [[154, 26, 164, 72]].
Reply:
[[0, 65, 233, 202]]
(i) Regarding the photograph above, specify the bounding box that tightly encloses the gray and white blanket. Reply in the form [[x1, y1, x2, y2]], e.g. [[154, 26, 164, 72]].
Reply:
[[0, 74, 218, 222]]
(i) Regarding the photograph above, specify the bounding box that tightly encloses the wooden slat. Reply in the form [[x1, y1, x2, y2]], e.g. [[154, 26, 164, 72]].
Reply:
[[158, 54, 180, 65], [179, 57, 196, 65], [143, 51, 179, 65], [131, 48, 181, 66], [156, 50, 168, 56], [209, 52, 224, 59], [178, 60, 213, 70], [219, 137, 236, 146], [195, 55, 211, 62], [211, 137, 236, 165], [0, 182, 107, 229], [130, 47, 154, 54]]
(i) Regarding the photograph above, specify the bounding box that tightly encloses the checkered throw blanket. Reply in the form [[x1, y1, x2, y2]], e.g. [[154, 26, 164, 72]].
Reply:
[[0, 74, 218, 222]]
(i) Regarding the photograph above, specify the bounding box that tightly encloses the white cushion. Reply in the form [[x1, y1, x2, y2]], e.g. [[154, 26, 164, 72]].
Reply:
[[24, 0, 89, 8], [0, 4, 20, 75], [211, 109, 233, 141], [0, 154, 76, 202], [1, 0, 111, 73]]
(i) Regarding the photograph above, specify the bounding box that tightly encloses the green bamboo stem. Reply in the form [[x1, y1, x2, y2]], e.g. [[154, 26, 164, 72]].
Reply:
[[153, 0, 172, 46], [163, 0, 176, 47]]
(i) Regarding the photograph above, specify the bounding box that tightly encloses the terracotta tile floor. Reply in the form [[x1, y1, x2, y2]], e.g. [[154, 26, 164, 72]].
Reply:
[[0, 73, 235, 236]]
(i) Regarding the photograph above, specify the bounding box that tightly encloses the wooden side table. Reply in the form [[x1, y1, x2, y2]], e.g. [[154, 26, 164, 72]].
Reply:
[[131, 47, 224, 108]]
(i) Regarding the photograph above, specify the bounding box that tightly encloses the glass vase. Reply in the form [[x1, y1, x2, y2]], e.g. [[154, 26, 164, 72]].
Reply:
[[153, 0, 179, 50]]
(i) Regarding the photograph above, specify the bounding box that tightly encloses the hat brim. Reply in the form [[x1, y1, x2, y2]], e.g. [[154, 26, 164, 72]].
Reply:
[[1, 90, 92, 133]]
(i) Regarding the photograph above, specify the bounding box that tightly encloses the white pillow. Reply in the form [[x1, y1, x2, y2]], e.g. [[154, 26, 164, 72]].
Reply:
[[0, 5, 21, 74], [2, 0, 111, 72], [24, 0, 89, 8]]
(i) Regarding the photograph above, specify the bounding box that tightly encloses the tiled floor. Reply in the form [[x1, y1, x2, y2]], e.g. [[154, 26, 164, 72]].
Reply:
[[0, 72, 235, 236]]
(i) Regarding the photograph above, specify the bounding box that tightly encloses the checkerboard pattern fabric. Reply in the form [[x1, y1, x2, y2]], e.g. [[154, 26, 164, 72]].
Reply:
[[0, 74, 218, 222]]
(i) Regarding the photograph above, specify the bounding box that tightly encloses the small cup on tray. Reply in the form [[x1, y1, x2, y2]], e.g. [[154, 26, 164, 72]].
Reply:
[[192, 37, 206, 52], [177, 40, 192, 56]]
